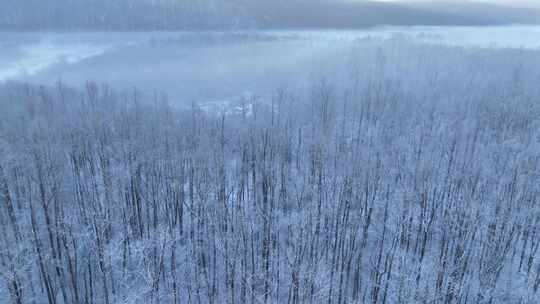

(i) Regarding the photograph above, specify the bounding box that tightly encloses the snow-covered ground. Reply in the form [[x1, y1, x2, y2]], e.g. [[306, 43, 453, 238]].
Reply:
[[0, 41, 113, 81]]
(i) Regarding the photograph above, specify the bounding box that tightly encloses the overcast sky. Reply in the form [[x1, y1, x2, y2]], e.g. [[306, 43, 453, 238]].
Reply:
[[371, 0, 539, 7]]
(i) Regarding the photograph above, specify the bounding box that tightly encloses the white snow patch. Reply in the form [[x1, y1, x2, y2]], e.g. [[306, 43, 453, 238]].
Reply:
[[0, 41, 112, 82]]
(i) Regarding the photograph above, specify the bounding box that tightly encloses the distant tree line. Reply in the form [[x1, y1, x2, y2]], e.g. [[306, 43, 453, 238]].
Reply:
[[0, 40, 539, 303], [1, 0, 537, 31], [0, 0, 255, 31]]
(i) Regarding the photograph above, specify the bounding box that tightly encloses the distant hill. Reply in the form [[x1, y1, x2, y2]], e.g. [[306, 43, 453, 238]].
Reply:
[[247, 0, 490, 29], [0, 0, 539, 31], [398, 1, 540, 25]]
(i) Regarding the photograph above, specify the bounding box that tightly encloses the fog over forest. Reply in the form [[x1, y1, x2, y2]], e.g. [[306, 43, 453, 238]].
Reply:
[[0, 1, 539, 304]]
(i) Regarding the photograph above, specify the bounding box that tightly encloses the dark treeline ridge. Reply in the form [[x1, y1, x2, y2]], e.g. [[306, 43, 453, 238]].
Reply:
[[1, 0, 539, 31], [1, 40, 540, 303], [0, 0, 254, 31]]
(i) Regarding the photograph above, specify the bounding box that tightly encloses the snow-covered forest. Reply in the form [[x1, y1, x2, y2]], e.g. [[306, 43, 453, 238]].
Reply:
[[1, 38, 539, 303]]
